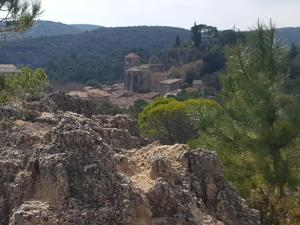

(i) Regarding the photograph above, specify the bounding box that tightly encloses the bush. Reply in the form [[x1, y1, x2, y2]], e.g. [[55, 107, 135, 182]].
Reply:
[[129, 99, 148, 118], [0, 67, 48, 104], [139, 97, 221, 144], [0, 76, 5, 91]]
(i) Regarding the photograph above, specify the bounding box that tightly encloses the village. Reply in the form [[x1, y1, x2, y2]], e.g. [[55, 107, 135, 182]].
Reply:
[[0, 1, 300, 223], [0, 52, 206, 109], [0, 26, 220, 109], [0, 53, 205, 108], [65, 53, 205, 108]]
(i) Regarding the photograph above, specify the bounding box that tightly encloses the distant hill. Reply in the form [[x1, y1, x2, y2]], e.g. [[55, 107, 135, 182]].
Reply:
[[71, 24, 103, 31], [22, 20, 101, 38], [1, 26, 190, 67], [0, 26, 190, 83], [277, 27, 300, 46], [2, 22, 298, 84]]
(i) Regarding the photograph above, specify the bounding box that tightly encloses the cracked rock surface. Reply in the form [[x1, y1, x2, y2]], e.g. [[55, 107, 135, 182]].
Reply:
[[0, 101, 260, 225]]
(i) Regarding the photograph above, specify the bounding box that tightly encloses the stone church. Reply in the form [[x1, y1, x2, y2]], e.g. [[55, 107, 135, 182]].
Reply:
[[124, 53, 182, 94]]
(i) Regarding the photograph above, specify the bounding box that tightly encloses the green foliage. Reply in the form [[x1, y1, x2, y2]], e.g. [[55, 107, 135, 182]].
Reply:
[[0, 76, 5, 91], [250, 189, 300, 225], [152, 44, 225, 87], [289, 43, 299, 60], [277, 27, 300, 47], [95, 102, 125, 115], [0, 90, 10, 104], [176, 90, 204, 101], [46, 54, 123, 84], [154, 45, 202, 68], [191, 23, 204, 48], [228, 22, 299, 190], [22, 20, 96, 38], [0, 0, 42, 40], [287, 43, 300, 95], [0, 67, 48, 104], [219, 29, 246, 46], [291, 55, 300, 74], [0, 26, 190, 84], [174, 34, 181, 47], [191, 23, 218, 48], [168, 60, 205, 84], [129, 99, 148, 118], [190, 21, 300, 224], [139, 97, 221, 144]]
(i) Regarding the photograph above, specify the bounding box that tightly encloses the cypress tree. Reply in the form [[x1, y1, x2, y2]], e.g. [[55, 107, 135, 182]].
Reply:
[[174, 34, 181, 47]]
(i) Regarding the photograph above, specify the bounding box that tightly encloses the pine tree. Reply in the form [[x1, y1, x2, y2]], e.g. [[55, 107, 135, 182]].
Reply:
[[223, 21, 300, 193], [195, 21, 300, 196], [0, 0, 42, 41], [191, 22, 205, 48]]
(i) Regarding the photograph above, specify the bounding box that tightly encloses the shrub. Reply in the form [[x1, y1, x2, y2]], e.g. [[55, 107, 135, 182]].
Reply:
[[139, 97, 221, 144], [0, 67, 48, 104]]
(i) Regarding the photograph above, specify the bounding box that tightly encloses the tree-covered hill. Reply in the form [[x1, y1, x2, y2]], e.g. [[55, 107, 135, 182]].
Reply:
[[21, 20, 88, 38], [0, 26, 190, 83], [1, 23, 298, 84], [21, 20, 102, 38], [1, 26, 190, 67], [71, 24, 103, 31], [277, 27, 300, 46]]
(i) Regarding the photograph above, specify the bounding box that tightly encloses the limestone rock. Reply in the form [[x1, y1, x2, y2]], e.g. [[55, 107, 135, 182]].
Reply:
[[9, 201, 58, 225], [25, 91, 100, 117], [0, 106, 22, 120], [0, 109, 260, 225]]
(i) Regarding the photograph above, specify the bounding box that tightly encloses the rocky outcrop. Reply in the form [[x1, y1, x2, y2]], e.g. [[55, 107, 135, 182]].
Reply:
[[0, 111, 260, 225], [23, 91, 100, 117], [0, 106, 22, 120]]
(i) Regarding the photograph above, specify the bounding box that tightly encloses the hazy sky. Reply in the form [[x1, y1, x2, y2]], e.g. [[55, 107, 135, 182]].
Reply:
[[42, 0, 300, 30]]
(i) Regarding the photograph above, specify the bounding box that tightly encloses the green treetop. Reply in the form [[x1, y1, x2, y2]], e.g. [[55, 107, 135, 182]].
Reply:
[[139, 97, 221, 144]]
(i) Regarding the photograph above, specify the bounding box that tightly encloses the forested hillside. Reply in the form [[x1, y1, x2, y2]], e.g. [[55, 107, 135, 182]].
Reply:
[[21, 20, 98, 38], [71, 24, 103, 31], [3, 26, 190, 67], [0, 26, 190, 83], [0, 23, 298, 84], [277, 27, 300, 46]]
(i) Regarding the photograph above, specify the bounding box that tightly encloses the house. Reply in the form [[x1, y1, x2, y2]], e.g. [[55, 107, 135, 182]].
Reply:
[[192, 80, 204, 90], [159, 79, 183, 95], [67, 88, 111, 102], [0, 64, 17, 76], [124, 53, 187, 95]]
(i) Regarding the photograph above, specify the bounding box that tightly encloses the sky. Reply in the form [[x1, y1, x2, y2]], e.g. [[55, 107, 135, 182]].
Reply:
[[42, 0, 300, 30]]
